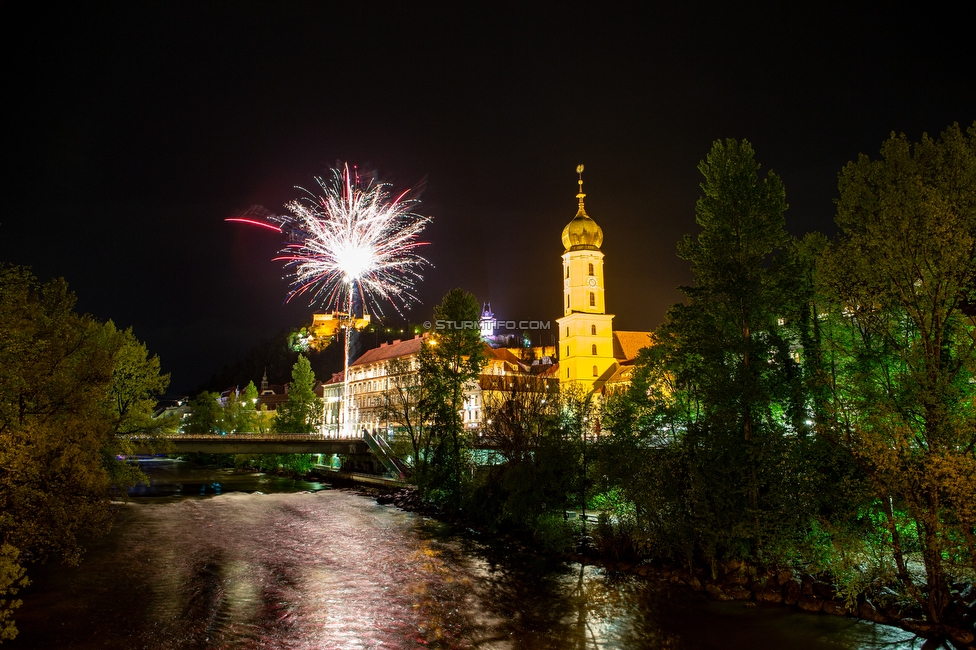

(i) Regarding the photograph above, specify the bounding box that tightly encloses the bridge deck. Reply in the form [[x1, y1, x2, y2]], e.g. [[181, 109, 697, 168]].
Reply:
[[133, 434, 370, 455]]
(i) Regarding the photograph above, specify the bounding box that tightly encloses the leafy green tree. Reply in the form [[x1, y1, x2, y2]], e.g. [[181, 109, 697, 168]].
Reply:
[[818, 122, 976, 627], [273, 355, 321, 433], [0, 265, 168, 640], [182, 391, 224, 434], [219, 382, 260, 435], [417, 289, 486, 508], [102, 322, 171, 438], [608, 140, 814, 569], [237, 380, 260, 432]]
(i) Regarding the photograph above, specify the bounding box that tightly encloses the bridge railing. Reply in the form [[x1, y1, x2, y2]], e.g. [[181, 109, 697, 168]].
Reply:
[[154, 433, 364, 441], [362, 431, 410, 477]]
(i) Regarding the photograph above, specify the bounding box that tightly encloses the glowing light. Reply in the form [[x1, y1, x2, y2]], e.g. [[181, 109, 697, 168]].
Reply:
[[227, 163, 431, 438], [274, 164, 430, 316], [224, 217, 283, 233]]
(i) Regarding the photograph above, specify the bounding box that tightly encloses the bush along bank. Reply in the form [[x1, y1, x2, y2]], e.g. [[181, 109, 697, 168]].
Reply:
[[380, 487, 976, 649]]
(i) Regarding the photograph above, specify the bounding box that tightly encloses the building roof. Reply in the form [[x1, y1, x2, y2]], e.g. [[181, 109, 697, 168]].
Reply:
[[612, 331, 653, 362], [605, 363, 636, 384], [486, 346, 529, 370], [323, 371, 344, 386], [350, 335, 424, 367], [561, 176, 604, 251]]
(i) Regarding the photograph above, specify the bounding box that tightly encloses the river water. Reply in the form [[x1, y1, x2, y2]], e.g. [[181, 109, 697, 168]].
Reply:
[[8, 460, 914, 649]]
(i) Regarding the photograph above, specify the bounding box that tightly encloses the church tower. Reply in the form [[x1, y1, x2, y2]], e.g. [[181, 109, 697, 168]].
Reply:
[[556, 166, 616, 390]]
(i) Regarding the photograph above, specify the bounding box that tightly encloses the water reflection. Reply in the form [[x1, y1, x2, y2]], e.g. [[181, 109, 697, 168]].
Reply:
[[7, 461, 915, 649]]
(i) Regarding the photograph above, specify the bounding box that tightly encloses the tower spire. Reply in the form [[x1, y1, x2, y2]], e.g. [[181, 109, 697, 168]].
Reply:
[[576, 164, 587, 216]]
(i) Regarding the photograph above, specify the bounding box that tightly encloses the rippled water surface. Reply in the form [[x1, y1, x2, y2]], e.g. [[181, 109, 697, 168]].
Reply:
[[9, 461, 916, 649]]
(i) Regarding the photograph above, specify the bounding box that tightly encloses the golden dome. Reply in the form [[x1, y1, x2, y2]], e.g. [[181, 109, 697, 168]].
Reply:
[[561, 167, 603, 251]]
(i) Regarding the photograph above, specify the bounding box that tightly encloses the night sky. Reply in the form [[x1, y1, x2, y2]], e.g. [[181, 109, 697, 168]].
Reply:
[[4, 3, 973, 394]]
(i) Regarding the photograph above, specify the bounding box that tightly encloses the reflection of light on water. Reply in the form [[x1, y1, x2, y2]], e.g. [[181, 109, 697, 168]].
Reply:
[[8, 464, 919, 650]]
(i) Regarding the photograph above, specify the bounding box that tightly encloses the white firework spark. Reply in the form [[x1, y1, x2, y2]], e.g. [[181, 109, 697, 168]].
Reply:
[[272, 163, 431, 316], [228, 164, 431, 438]]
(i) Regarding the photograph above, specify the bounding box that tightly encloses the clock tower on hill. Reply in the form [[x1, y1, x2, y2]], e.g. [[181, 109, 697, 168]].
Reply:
[[557, 166, 616, 390]]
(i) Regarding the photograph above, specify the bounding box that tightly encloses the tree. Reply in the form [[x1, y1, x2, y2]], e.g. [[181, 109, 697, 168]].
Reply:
[[614, 139, 813, 568], [237, 380, 260, 432], [819, 122, 976, 630], [375, 356, 431, 476], [0, 265, 169, 640], [480, 375, 560, 465], [273, 354, 321, 433], [417, 289, 486, 508], [471, 375, 570, 532], [559, 383, 601, 548], [182, 391, 224, 434]]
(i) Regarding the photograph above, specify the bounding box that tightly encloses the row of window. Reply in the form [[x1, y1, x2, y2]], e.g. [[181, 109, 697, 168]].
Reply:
[[351, 359, 420, 382]]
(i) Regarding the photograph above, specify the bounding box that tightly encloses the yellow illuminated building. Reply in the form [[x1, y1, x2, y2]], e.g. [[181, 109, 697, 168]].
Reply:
[[557, 166, 651, 392], [308, 311, 371, 349]]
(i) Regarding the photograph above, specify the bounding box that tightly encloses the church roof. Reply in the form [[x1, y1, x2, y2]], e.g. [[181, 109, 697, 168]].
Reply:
[[605, 363, 637, 385], [561, 212, 604, 251], [612, 331, 653, 362], [561, 168, 604, 251]]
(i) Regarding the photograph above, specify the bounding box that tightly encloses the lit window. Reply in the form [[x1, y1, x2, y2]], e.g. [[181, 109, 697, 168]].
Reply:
[[592, 365, 598, 377]]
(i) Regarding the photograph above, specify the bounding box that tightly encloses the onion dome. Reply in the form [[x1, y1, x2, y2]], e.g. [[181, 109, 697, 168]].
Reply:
[[561, 165, 603, 251]]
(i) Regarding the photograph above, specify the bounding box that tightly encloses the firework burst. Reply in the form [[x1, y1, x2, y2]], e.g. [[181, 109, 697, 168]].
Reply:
[[265, 164, 431, 316], [228, 164, 431, 437]]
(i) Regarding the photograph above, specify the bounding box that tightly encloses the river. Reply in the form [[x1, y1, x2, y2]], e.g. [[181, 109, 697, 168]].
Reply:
[[7, 460, 914, 649]]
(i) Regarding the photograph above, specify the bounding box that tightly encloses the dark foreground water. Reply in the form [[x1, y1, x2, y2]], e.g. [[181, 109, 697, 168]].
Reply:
[[8, 460, 916, 649]]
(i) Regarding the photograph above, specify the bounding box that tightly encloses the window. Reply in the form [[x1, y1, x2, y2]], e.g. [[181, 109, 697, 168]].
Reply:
[[588, 263, 594, 276], [565, 266, 570, 278], [592, 344, 597, 355], [589, 292, 595, 307], [566, 326, 570, 337], [592, 365, 598, 377], [566, 295, 570, 309], [591, 324, 596, 335], [567, 368, 570, 378], [567, 346, 570, 357]]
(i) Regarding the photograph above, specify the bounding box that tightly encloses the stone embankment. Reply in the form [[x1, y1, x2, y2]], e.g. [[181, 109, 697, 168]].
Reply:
[[627, 559, 975, 649], [376, 486, 435, 513]]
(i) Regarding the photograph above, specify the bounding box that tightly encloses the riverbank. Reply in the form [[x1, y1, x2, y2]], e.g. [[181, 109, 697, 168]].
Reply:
[[372, 485, 976, 650]]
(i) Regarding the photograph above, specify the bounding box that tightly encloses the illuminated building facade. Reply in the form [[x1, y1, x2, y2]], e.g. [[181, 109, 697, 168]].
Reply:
[[557, 166, 652, 393]]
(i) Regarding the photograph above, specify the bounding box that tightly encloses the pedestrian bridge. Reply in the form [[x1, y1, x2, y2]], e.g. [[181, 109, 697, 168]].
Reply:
[[134, 433, 369, 456]]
